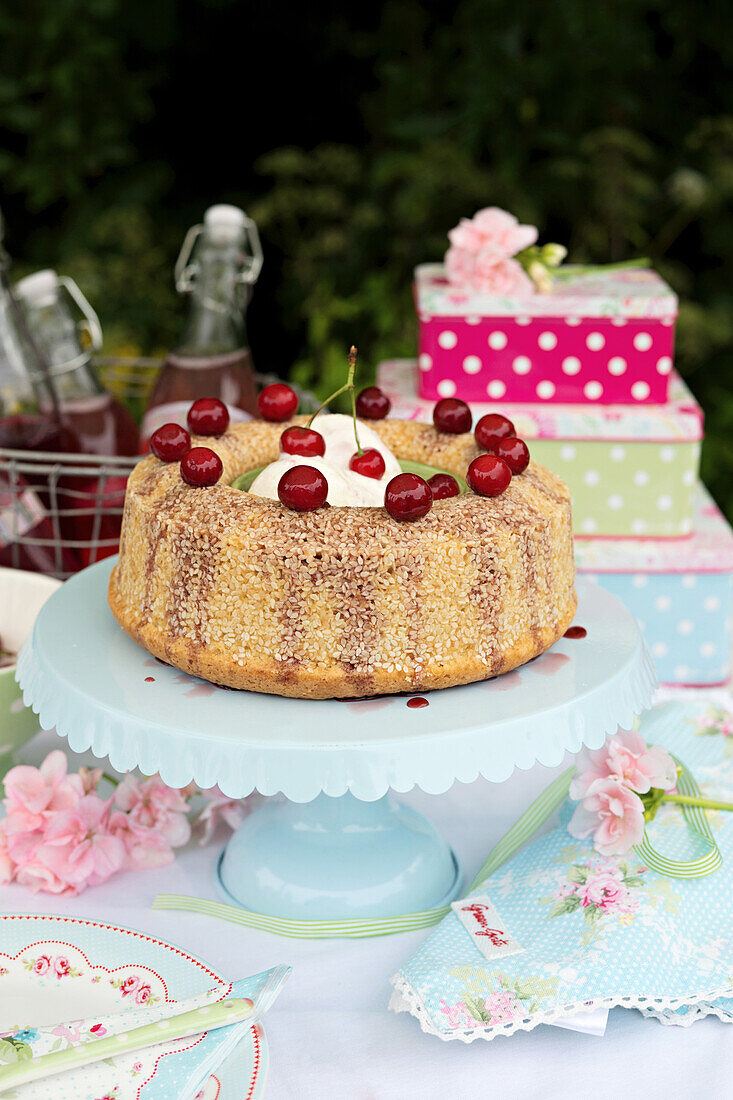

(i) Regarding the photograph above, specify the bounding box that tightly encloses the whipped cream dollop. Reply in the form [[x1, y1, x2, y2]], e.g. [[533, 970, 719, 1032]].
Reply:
[[249, 413, 402, 506]]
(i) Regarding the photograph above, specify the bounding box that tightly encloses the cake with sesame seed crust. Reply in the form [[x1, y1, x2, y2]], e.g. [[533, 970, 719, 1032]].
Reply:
[[108, 416, 577, 699]]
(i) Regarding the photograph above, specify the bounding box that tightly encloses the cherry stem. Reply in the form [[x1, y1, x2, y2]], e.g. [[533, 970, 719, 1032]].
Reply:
[[662, 793, 733, 813], [306, 345, 362, 454]]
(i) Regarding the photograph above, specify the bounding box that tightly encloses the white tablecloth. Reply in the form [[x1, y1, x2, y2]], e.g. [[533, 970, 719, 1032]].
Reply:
[[3, 724, 732, 1099]]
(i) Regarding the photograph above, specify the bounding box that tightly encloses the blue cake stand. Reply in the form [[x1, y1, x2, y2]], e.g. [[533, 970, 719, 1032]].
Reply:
[[17, 559, 656, 920]]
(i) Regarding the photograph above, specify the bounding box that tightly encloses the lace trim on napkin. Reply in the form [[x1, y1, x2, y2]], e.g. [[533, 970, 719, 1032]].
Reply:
[[389, 974, 733, 1042]]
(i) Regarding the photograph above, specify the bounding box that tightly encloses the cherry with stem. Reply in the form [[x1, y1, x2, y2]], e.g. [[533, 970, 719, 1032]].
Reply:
[[306, 345, 363, 456]]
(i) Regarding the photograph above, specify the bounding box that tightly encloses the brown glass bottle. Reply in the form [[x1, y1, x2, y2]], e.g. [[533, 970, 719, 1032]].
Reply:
[[142, 205, 262, 443]]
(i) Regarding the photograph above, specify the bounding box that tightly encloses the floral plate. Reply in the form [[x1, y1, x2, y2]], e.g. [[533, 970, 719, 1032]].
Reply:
[[0, 914, 267, 1099]]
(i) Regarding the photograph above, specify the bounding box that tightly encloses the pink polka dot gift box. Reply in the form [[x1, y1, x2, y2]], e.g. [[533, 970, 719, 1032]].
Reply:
[[414, 263, 677, 406], [378, 359, 702, 539]]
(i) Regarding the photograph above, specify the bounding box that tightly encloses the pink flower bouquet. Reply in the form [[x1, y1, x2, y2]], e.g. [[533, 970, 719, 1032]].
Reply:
[[0, 750, 255, 896], [567, 728, 719, 857], [444, 206, 566, 294]]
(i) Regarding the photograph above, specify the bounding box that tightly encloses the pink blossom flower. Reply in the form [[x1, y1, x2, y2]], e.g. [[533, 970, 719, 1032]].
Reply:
[[448, 207, 538, 257], [89, 1023, 107, 1037], [194, 788, 254, 846], [53, 956, 71, 977], [473, 252, 535, 295], [568, 778, 645, 856], [52, 1020, 82, 1042], [484, 990, 518, 1022], [577, 871, 628, 910], [132, 1061, 143, 1072], [120, 975, 140, 996], [3, 751, 82, 823], [135, 984, 152, 1005], [14, 860, 74, 896], [78, 766, 103, 795], [114, 776, 191, 849], [33, 955, 51, 976], [0, 831, 13, 885], [570, 730, 677, 799], [35, 795, 126, 890], [438, 999, 475, 1027]]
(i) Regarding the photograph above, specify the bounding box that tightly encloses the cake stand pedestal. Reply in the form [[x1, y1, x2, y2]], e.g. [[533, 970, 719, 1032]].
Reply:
[[17, 559, 656, 920]]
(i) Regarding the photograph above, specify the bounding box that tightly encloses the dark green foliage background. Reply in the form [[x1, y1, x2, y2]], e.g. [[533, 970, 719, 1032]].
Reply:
[[1, 0, 732, 513]]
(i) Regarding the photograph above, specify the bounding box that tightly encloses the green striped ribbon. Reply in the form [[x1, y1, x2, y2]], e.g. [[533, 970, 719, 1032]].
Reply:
[[634, 755, 723, 878], [153, 768, 574, 939], [153, 758, 723, 939]]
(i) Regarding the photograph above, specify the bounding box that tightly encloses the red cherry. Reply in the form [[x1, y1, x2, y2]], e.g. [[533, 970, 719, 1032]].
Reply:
[[280, 426, 325, 457], [187, 398, 229, 436], [433, 397, 472, 434], [384, 473, 433, 521], [150, 422, 191, 462], [180, 446, 223, 487], [258, 383, 299, 422], [467, 454, 512, 497], [428, 472, 460, 499], [349, 448, 386, 480], [475, 413, 516, 451], [355, 386, 391, 420], [277, 465, 329, 511], [494, 436, 530, 474]]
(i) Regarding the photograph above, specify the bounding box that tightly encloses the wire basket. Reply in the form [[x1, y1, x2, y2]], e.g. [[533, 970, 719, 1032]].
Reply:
[[0, 357, 318, 581]]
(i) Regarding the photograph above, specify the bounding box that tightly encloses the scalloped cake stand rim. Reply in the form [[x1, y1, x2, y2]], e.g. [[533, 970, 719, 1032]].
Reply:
[[17, 558, 657, 803]]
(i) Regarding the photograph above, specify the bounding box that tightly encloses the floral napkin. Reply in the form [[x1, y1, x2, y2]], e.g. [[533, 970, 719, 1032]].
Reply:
[[391, 699, 733, 1041], [0, 965, 289, 1099]]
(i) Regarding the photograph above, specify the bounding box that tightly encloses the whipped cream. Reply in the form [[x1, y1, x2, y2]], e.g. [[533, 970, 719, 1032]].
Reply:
[[249, 413, 402, 507]]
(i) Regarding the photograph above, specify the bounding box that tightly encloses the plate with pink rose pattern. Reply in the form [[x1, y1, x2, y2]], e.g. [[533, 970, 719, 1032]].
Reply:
[[0, 914, 268, 1099]]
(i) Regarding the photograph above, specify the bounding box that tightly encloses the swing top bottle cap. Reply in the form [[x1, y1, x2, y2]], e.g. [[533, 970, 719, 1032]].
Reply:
[[203, 204, 247, 244], [15, 269, 59, 308]]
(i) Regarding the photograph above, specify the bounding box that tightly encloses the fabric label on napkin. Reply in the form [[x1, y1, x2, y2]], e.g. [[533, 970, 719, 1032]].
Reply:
[[451, 895, 524, 961]]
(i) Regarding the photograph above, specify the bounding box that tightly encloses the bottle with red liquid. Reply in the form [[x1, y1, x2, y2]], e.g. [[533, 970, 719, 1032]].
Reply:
[[14, 270, 140, 566], [141, 204, 262, 443], [0, 247, 81, 574]]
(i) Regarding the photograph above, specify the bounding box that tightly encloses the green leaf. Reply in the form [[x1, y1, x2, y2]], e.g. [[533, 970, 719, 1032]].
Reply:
[[0, 1038, 33, 1064], [549, 895, 580, 918], [623, 876, 645, 888], [396, 460, 468, 494], [231, 459, 468, 495], [566, 865, 589, 884], [584, 905, 603, 922]]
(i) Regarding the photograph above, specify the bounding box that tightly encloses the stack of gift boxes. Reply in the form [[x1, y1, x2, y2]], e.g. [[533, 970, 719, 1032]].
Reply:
[[378, 262, 733, 687]]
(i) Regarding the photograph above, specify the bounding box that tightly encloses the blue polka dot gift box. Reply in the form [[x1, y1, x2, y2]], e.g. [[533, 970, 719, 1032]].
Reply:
[[390, 700, 733, 1042], [576, 484, 733, 686], [378, 359, 701, 538]]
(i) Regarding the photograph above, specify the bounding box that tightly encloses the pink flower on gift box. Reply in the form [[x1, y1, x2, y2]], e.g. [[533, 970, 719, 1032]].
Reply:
[[135, 984, 152, 1005], [445, 248, 534, 295], [120, 975, 140, 996], [89, 1023, 107, 1037], [448, 208, 538, 257], [32, 955, 51, 976], [132, 1061, 143, 1072]]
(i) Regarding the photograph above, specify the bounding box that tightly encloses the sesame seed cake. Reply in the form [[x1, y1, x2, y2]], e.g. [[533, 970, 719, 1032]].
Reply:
[[108, 418, 576, 698]]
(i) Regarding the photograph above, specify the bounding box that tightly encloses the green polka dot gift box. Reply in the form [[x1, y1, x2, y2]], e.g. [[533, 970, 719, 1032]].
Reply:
[[414, 263, 677, 405], [378, 359, 701, 539]]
